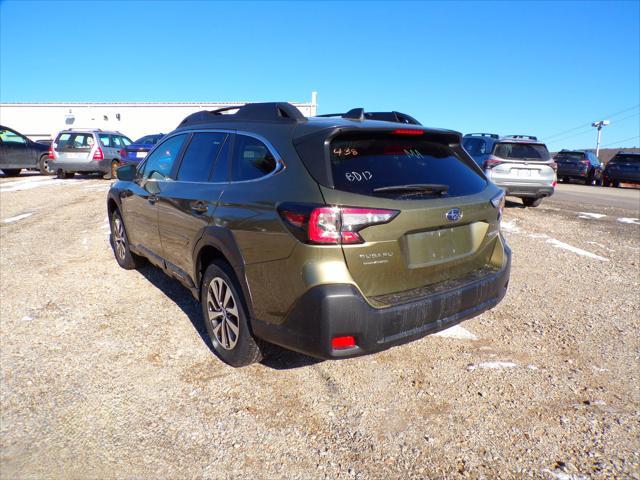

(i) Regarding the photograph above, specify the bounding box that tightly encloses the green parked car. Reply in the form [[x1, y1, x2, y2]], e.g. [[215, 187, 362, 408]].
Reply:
[[107, 103, 511, 367]]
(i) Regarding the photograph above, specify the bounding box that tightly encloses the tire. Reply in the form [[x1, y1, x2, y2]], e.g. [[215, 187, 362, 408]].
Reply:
[[613, 181, 620, 188], [109, 160, 120, 180], [2, 168, 21, 177], [38, 155, 53, 175], [201, 260, 264, 367], [110, 209, 146, 270], [562, 177, 570, 183], [584, 174, 593, 186], [602, 178, 610, 187], [522, 197, 543, 208]]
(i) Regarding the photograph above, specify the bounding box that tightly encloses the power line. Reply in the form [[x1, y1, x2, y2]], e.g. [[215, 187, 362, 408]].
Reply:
[[541, 103, 640, 141], [600, 135, 640, 148], [545, 111, 640, 145]]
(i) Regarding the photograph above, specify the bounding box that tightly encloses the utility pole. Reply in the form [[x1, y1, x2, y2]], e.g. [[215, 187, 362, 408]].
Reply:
[[591, 120, 610, 158]]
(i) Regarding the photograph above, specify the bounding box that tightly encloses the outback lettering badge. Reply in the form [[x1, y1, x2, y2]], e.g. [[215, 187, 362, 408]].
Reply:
[[446, 208, 463, 222]]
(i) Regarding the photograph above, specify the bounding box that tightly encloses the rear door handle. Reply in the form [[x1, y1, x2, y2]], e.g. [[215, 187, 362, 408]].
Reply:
[[190, 201, 208, 213]]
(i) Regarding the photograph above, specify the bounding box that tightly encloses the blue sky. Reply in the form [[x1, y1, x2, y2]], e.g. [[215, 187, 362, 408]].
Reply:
[[1, 0, 638, 150]]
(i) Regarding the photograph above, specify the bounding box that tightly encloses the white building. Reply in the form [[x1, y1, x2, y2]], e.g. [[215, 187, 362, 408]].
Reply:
[[0, 92, 318, 141]]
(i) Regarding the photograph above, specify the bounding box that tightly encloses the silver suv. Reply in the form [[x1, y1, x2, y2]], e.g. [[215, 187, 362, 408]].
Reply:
[[50, 129, 132, 179], [463, 134, 556, 207]]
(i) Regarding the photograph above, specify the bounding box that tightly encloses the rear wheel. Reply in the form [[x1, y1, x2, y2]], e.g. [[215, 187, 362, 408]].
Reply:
[[562, 176, 570, 183], [38, 155, 53, 175], [109, 160, 119, 179], [522, 197, 543, 208], [201, 260, 264, 367], [110, 209, 145, 269], [613, 181, 621, 188], [2, 168, 21, 177]]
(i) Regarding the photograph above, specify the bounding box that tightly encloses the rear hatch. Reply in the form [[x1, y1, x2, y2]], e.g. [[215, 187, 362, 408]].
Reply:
[[54, 132, 95, 161], [304, 130, 502, 299], [487, 141, 555, 184], [607, 154, 640, 181], [554, 151, 588, 176]]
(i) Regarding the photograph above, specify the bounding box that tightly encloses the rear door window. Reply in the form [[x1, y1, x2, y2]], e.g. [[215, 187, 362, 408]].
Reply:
[[330, 135, 486, 198], [111, 136, 123, 148], [231, 135, 277, 181], [176, 132, 227, 182], [493, 142, 550, 161], [98, 134, 111, 147]]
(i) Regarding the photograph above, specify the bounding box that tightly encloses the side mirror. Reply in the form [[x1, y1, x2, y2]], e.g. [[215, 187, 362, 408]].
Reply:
[[116, 164, 136, 181]]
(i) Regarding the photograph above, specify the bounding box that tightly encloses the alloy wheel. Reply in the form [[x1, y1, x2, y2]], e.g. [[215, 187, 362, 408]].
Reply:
[[113, 216, 126, 260], [207, 277, 240, 350]]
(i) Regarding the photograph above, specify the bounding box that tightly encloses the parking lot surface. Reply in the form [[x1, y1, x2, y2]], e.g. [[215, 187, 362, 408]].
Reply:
[[1, 174, 639, 479]]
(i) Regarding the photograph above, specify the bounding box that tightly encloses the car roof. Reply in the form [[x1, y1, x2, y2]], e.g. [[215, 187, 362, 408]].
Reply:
[[173, 102, 461, 143]]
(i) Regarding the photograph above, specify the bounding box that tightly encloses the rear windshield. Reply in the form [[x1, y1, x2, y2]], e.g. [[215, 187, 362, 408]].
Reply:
[[55, 133, 94, 151], [493, 142, 550, 161], [610, 154, 640, 164], [555, 152, 584, 161], [462, 138, 488, 156], [135, 134, 163, 145], [330, 135, 486, 198]]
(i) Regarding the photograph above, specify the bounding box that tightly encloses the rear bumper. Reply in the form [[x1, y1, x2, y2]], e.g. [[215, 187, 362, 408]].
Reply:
[[498, 184, 555, 198], [253, 245, 511, 360], [51, 158, 111, 173], [604, 171, 640, 183], [557, 167, 588, 178]]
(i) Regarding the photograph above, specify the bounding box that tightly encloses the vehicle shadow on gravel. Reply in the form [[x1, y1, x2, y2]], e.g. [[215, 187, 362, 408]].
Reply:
[[136, 264, 324, 370]]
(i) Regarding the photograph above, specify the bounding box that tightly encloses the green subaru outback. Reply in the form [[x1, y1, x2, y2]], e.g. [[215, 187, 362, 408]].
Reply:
[[107, 103, 511, 367]]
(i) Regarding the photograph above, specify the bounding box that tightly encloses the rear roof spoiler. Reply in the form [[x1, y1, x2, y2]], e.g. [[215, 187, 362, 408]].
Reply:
[[503, 135, 538, 141], [316, 109, 421, 125]]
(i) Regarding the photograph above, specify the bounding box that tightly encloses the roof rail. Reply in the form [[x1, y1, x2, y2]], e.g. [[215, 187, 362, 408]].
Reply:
[[67, 128, 103, 132], [504, 134, 538, 141], [316, 110, 421, 125], [464, 132, 499, 139], [178, 102, 306, 127]]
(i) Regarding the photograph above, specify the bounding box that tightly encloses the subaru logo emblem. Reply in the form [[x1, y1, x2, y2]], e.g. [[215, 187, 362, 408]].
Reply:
[[446, 208, 462, 222]]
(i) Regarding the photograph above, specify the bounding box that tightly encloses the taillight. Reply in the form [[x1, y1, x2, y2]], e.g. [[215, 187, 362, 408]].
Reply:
[[392, 129, 425, 135], [93, 147, 104, 161], [484, 158, 503, 169], [490, 191, 505, 222], [278, 204, 399, 245], [119, 149, 127, 158], [48, 146, 54, 159]]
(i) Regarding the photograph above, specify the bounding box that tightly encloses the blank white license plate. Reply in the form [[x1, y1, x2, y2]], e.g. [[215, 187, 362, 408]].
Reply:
[[136, 152, 147, 158], [67, 152, 86, 159], [515, 169, 532, 177]]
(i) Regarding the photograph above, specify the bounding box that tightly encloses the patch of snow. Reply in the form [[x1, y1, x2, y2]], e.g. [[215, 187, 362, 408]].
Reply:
[[501, 220, 521, 233], [617, 217, 640, 225], [2, 212, 34, 223], [543, 468, 586, 480], [577, 212, 606, 219], [0, 177, 87, 193], [546, 238, 609, 262], [468, 361, 517, 371], [433, 325, 477, 340], [21, 315, 33, 321], [527, 364, 538, 370]]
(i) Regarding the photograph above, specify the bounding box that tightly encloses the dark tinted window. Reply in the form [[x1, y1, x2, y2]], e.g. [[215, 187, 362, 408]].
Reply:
[[177, 132, 227, 182], [142, 134, 187, 180], [231, 135, 277, 181], [610, 154, 640, 164], [555, 152, 584, 162], [493, 142, 550, 161], [135, 134, 163, 145], [330, 135, 486, 198]]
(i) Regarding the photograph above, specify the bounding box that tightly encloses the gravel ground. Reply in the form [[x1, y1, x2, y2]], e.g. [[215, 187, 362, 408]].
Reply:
[[1, 174, 639, 479]]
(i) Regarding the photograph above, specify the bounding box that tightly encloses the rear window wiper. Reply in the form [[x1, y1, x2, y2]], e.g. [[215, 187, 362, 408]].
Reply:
[[373, 183, 449, 195]]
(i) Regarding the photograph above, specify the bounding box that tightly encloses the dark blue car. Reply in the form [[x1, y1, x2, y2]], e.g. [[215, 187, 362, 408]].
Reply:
[[120, 134, 164, 165]]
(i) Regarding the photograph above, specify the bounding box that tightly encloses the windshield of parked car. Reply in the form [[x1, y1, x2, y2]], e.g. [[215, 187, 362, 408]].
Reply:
[[610, 154, 640, 164], [555, 152, 584, 161], [493, 142, 550, 161], [134, 135, 162, 145], [330, 135, 486, 198]]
